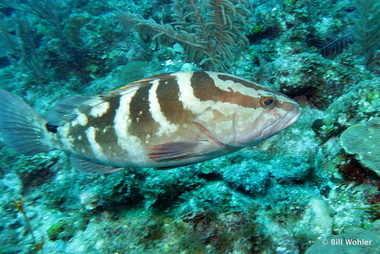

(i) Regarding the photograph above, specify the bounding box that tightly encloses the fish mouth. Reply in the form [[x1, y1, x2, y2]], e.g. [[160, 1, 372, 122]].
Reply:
[[260, 105, 302, 139]]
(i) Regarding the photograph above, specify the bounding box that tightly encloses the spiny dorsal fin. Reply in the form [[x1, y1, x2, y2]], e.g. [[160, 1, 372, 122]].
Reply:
[[46, 80, 151, 126], [46, 95, 100, 126], [97, 75, 164, 98]]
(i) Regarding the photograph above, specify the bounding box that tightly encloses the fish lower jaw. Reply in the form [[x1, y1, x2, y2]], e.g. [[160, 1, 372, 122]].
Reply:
[[280, 107, 302, 131], [260, 106, 302, 139]]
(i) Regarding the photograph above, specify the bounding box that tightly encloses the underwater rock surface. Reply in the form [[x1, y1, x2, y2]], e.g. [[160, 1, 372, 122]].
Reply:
[[0, 0, 380, 253], [305, 220, 380, 254], [341, 117, 380, 177]]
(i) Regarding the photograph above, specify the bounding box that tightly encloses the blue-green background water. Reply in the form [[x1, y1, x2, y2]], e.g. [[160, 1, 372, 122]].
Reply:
[[0, 0, 380, 253]]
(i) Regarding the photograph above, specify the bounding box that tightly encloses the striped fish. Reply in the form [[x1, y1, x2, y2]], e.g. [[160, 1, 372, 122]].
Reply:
[[0, 71, 301, 174]]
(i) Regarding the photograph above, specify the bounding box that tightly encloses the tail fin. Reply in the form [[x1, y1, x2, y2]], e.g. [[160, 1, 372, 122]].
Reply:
[[0, 89, 51, 155]]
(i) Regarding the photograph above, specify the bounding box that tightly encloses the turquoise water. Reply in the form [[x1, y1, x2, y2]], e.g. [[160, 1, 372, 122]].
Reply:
[[0, 0, 379, 253]]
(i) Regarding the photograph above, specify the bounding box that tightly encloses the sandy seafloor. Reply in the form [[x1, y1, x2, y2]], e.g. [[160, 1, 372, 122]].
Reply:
[[0, 0, 380, 253]]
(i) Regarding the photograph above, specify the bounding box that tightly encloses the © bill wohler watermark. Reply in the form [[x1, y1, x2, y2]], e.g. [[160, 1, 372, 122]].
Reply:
[[321, 238, 373, 246]]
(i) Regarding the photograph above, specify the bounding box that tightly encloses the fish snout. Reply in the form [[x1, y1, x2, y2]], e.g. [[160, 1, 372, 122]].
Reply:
[[260, 104, 302, 139]]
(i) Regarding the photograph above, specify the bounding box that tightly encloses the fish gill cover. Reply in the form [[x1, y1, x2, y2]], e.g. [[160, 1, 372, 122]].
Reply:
[[0, 0, 379, 253]]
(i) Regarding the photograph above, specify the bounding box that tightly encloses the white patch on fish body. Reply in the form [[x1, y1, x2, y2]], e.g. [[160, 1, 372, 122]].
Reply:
[[207, 72, 261, 98], [113, 87, 147, 165], [148, 79, 178, 136], [90, 101, 110, 117], [176, 72, 238, 117], [58, 124, 75, 151], [176, 72, 213, 114], [214, 120, 234, 135], [85, 126, 106, 161], [77, 114, 88, 126], [70, 113, 88, 127]]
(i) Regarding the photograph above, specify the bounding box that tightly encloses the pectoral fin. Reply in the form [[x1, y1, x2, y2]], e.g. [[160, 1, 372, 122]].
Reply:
[[193, 107, 236, 145], [148, 141, 208, 161], [70, 155, 124, 174]]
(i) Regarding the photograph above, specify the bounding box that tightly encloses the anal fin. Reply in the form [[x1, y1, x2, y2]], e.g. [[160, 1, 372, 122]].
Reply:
[[70, 155, 124, 175], [148, 141, 207, 161]]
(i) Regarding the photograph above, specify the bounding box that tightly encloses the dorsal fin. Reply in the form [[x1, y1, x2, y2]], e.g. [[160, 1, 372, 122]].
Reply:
[[46, 80, 152, 126], [97, 75, 165, 98], [46, 95, 101, 125]]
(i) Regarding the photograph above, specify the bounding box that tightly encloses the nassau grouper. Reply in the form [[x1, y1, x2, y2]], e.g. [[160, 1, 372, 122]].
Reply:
[[0, 71, 302, 174]]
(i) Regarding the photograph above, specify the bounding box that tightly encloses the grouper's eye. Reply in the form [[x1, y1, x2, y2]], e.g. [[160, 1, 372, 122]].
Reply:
[[259, 95, 277, 109]]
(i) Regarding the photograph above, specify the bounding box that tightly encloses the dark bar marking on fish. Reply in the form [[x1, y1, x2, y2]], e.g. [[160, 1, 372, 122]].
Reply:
[[276, 100, 296, 112], [156, 76, 194, 125], [64, 97, 122, 158], [65, 119, 93, 157], [191, 72, 260, 109], [217, 74, 278, 94], [129, 84, 159, 142], [87, 97, 122, 151], [217, 74, 296, 111]]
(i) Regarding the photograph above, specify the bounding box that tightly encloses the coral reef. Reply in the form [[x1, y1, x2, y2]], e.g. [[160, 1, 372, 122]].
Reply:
[[305, 220, 380, 254], [341, 117, 380, 177], [0, 0, 380, 253]]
